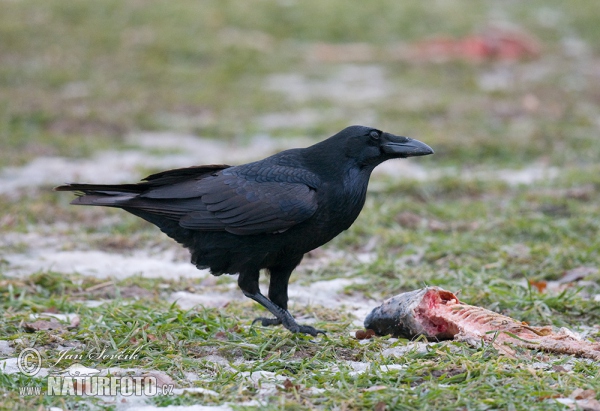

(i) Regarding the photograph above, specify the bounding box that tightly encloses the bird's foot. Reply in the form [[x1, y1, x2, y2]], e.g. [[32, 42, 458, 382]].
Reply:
[[280, 315, 325, 336], [287, 323, 326, 337], [243, 291, 326, 336], [252, 315, 325, 336], [252, 317, 281, 327]]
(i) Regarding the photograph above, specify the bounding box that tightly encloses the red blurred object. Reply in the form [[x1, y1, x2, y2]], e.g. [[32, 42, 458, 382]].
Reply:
[[412, 27, 540, 62]]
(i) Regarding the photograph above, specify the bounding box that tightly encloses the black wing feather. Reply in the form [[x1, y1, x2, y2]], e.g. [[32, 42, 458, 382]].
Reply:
[[58, 161, 320, 236], [177, 174, 318, 235], [120, 165, 320, 235]]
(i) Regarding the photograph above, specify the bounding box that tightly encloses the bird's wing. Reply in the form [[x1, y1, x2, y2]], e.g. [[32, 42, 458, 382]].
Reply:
[[129, 165, 320, 235]]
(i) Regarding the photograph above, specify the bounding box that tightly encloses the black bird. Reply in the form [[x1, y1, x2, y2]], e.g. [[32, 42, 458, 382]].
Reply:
[[55, 126, 433, 336]]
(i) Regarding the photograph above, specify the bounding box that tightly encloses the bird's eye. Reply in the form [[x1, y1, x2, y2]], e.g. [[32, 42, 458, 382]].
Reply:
[[369, 131, 380, 140]]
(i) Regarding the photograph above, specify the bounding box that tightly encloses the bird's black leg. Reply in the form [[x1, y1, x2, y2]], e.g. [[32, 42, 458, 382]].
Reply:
[[250, 262, 293, 328], [237, 268, 324, 337], [267, 254, 307, 311], [267, 262, 325, 336]]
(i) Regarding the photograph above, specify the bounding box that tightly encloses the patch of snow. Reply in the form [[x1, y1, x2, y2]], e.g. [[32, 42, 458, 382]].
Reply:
[[534, 7, 562, 28], [237, 370, 288, 401], [345, 360, 370, 376], [478, 66, 515, 91], [489, 165, 560, 185], [562, 36, 590, 58], [0, 340, 14, 356], [289, 277, 377, 325], [0, 151, 157, 197], [127, 132, 314, 165], [240, 370, 287, 384], [530, 362, 552, 370], [555, 398, 575, 405], [169, 291, 238, 310], [4, 249, 209, 280], [266, 65, 389, 104], [30, 313, 79, 323], [407, 163, 560, 185], [80, 300, 108, 308], [182, 371, 200, 382], [382, 342, 432, 358], [375, 162, 559, 186], [0, 132, 313, 198], [289, 278, 360, 306], [256, 108, 342, 130]]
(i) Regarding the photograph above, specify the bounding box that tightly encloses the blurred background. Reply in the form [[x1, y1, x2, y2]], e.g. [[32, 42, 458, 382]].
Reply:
[[1, 0, 599, 171]]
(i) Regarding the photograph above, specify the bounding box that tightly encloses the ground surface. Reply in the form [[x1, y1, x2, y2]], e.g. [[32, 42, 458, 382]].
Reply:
[[1, 1, 600, 410]]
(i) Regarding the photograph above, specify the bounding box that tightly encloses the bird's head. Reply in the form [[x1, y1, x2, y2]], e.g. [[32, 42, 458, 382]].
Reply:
[[339, 125, 434, 168]]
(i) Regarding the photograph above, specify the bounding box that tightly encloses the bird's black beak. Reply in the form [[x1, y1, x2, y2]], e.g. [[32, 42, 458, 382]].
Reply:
[[381, 134, 434, 158]]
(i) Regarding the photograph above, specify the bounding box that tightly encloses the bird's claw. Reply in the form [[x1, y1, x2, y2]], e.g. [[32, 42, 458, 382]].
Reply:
[[294, 325, 326, 337], [282, 317, 326, 337], [252, 316, 325, 336]]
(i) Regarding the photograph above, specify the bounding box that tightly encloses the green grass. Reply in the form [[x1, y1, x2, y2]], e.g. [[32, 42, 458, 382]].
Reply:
[[2, 172, 600, 410], [1, 268, 600, 410], [2, 0, 600, 410]]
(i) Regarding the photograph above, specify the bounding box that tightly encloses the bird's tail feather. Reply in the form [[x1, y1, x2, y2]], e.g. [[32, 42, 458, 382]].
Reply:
[[70, 193, 137, 206], [54, 183, 141, 207], [55, 182, 146, 193], [54, 164, 233, 206]]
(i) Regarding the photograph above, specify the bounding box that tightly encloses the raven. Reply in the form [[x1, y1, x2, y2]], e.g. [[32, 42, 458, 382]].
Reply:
[[55, 126, 433, 335]]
